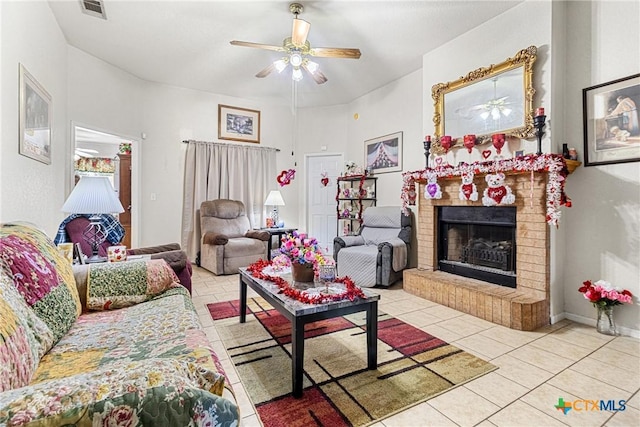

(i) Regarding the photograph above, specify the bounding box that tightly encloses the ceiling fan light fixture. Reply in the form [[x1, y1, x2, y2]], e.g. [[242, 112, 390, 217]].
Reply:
[[305, 60, 319, 74], [292, 67, 303, 81], [289, 52, 303, 67], [274, 59, 288, 73]]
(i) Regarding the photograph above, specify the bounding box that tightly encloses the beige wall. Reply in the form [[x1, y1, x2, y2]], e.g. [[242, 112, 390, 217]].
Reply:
[[0, 1, 69, 235]]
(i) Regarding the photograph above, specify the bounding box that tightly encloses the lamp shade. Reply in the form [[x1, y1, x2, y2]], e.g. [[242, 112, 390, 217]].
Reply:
[[264, 190, 285, 206], [61, 176, 125, 214]]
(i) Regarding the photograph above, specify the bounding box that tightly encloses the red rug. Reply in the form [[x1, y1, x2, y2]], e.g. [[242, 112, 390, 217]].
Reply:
[[208, 298, 496, 427]]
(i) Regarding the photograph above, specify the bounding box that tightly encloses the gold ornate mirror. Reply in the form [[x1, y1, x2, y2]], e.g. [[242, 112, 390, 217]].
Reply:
[[431, 46, 537, 154]]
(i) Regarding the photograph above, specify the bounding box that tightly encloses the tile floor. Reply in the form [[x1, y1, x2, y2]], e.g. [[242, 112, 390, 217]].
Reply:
[[189, 266, 640, 427]]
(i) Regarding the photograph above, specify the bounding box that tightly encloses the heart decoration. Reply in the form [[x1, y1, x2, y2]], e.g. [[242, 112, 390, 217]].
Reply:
[[277, 169, 296, 187], [320, 171, 329, 187], [482, 150, 492, 159], [435, 157, 444, 166]]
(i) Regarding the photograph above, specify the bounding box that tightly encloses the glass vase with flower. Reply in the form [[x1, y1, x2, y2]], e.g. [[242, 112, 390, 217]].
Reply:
[[578, 280, 633, 336]]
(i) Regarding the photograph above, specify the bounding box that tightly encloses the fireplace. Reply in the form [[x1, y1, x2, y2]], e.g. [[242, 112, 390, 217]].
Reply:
[[438, 206, 516, 287]]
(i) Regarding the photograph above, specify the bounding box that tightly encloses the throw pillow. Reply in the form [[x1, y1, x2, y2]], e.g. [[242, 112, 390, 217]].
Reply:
[[87, 259, 180, 310], [0, 222, 82, 345], [0, 270, 55, 392]]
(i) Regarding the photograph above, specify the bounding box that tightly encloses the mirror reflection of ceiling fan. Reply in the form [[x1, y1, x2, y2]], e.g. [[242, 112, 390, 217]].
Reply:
[[229, 3, 361, 84], [472, 77, 513, 120]]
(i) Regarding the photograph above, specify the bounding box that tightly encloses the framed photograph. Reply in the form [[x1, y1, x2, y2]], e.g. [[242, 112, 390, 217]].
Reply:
[[364, 131, 403, 174], [19, 64, 52, 164], [583, 73, 640, 166], [218, 104, 261, 143]]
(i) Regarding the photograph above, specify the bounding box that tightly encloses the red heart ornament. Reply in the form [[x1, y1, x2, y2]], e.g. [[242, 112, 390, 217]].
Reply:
[[482, 150, 492, 159], [321, 177, 329, 187], [277, 169, 296, 186]]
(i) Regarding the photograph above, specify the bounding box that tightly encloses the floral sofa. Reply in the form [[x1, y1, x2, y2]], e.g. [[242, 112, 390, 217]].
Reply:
[[0, 222, 238, 426]]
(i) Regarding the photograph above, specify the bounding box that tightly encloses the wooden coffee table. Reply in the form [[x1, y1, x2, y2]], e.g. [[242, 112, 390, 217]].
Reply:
[[238, 267, 379, 398]]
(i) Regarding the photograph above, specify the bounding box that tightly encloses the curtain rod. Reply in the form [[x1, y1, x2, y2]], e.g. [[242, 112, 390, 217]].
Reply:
[[182, 140, 280, 152]]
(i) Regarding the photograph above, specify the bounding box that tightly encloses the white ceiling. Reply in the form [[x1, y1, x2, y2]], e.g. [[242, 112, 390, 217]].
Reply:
[[49, 0, 522, 108]]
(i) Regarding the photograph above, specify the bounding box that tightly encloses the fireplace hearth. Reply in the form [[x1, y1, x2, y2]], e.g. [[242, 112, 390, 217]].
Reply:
[[438, 206, 516, 288]]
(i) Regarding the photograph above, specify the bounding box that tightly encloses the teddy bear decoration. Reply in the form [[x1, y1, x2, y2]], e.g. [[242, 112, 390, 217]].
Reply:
[[424, 171, 442, 200], [482, 172, 515, 206], [459, 170, 478, 201]]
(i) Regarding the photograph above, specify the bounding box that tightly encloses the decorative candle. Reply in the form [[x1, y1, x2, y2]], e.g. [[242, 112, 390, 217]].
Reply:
[[535, 107, 545, 117]]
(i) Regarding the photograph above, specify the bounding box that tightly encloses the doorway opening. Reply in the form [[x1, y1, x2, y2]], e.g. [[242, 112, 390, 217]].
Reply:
[[71, 123, 140, 248]]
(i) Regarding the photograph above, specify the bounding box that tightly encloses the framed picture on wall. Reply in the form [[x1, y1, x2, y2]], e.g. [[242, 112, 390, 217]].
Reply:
[[582, 73, 640, 166], [19, 64, 52, 164], [218, 104, 261, 143], [364, 131, 403, 174]]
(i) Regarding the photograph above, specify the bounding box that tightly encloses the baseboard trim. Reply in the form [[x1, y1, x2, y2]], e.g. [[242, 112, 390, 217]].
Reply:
[[563, 312, 640, 339]]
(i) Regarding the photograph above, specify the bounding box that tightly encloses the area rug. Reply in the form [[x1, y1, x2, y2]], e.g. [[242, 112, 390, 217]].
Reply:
[[207, 298, 496, 427]]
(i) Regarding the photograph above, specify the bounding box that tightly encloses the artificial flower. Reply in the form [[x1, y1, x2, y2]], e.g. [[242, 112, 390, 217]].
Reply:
[[279, 231, 326, 266], [579, 280, 633, 308]]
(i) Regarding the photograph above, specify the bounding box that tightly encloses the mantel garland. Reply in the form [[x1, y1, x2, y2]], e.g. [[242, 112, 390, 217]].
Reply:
[[247, 259, 366, 304], [401, 154, 571, 227]]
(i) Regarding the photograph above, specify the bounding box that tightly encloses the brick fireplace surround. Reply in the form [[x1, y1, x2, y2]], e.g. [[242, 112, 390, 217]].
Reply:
[[404, 171, 552, 331]]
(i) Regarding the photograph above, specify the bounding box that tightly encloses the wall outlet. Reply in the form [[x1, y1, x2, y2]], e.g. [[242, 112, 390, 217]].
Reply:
[[150, 193, 157, 201]]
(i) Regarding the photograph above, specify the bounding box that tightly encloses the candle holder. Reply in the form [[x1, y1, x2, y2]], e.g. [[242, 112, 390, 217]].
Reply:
[[534, 114, 546, 155], [423, 137, 432, 168]]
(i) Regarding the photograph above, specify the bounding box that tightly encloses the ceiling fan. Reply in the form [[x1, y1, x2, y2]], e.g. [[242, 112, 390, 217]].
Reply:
[[230, 3, 361, 84]]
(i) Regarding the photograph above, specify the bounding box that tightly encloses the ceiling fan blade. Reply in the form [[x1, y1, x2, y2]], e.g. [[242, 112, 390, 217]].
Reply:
[[291, 18, 310, 47], [256, 63, 276, 78], [230, 40, 284, 52], [310, 47, 361, 59], [302, 63, 327, 84]]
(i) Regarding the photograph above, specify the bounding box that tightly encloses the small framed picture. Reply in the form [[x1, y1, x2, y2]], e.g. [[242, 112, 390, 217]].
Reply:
[[364, 131, 403, 174], [218, 104, 261, 143], [515, 150, 524, 157], [582, 73, 640, 166], [19, 64, 52, 164]]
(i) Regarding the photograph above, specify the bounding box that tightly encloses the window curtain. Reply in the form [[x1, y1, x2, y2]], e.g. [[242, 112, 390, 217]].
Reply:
[[181, 140, 277, 260]]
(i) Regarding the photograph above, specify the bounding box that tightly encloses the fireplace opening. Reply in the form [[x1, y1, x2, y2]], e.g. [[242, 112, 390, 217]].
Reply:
[[438, 206, 516, 288]]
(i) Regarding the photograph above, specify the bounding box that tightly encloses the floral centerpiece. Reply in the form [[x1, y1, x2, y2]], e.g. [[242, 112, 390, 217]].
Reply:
[[579, 279, 633, 335], [278, 231, 334, 282]]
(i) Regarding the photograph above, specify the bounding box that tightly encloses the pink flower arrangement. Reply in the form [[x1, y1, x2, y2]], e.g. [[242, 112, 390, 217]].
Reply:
[[279, 231, 325, 265], [579, 280, 633, 308]]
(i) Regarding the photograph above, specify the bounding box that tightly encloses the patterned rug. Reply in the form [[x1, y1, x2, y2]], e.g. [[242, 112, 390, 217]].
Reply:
[[207, 298, 496, 427]]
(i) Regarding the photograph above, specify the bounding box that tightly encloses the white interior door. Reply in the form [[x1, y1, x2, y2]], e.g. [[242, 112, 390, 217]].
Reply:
[[306, 154, 343, 255]]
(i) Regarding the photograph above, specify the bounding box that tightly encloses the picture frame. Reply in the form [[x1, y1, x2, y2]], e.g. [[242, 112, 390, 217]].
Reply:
[[218, 104, 261, 143], [19, 64, 52, 164], [364, 131, 403, 174], [582, 73, 640, 166]]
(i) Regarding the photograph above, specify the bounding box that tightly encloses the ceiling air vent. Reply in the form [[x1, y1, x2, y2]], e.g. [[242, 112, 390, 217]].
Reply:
[[80, 0, 107, 20]]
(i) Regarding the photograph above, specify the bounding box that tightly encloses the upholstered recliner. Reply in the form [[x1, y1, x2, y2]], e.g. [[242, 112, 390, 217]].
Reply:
[[333, 206, 412, 288], [199, 199, 270, 275]]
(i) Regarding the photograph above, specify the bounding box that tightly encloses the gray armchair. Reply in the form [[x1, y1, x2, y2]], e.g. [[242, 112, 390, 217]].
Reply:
[[199, 199, 269, 275], [333, 206, 412, 287]]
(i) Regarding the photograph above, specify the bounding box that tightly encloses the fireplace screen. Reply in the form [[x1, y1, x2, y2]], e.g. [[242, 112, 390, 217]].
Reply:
[[438, 206, 516, 287]]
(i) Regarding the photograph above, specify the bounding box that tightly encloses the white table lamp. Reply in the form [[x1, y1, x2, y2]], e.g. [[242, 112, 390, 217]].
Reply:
[[264, 190, 285, 227], [61, 176, 124, 262]]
